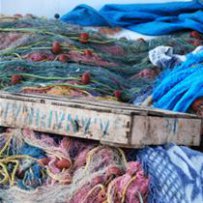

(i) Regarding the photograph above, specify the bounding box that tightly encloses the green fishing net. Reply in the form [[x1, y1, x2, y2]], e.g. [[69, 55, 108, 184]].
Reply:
[[0, 15, 198, 103], [0, 14, 202, 203]]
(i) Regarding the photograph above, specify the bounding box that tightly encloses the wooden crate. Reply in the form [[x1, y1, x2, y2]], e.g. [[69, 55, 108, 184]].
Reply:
[[0, 91, 202, 148]]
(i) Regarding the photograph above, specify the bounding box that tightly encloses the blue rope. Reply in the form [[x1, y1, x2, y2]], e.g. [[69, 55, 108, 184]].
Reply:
[[153, 52, 203, 112]]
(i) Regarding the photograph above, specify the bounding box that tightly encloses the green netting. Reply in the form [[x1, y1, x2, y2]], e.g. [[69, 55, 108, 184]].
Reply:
[[0, 16, 198, 102]]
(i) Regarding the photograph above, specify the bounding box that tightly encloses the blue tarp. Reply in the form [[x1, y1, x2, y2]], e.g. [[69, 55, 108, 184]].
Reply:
[[61, 1, 203, 35]]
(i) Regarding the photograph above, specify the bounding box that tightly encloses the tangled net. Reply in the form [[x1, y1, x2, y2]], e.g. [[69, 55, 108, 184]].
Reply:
[[0, 15, 203, 203], [0, 128, 149, 203], [0, 15, 200, 103]]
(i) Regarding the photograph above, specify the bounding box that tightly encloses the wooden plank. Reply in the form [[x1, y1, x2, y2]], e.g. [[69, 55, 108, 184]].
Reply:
[[0, 91, 201, 147], [0, 92, 139, 115], [0, 91, 199, 118], [131, 116, 201, 146], [0, 97, 131, 144]]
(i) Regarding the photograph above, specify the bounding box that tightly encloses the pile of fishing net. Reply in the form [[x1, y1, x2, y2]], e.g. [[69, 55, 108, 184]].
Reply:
[[0, 128, 149, 203], [1, 14, 203, 203], [152, 32, 203, 115], [0, 15, 201, 104], [1, 127, 203, 203]]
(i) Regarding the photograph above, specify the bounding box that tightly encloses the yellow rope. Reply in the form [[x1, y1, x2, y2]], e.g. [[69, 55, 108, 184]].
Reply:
[[46, 169, 71, 183], [22, 86, 52, 91], [107, 175, 138, 203], [117, 148, 128, 168], [0, 156, 36, 186], [0, 130, 40, 186], [0, 134, 12, 156], [12, 53, 23, 60], [84, 146, 104, 171], [22, 85, 90, 97], [81, 184, 105, 203], [121, 175, 137, 203], [0, 163, 9, 184], [0, 153, 37, 185], [9, 160, 20, 186], [106, 178, 117, 203], [85, 146, 125, 172], [1, 155, 38, 162]]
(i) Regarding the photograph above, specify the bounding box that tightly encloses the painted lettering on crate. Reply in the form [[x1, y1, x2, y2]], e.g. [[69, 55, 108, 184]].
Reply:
[[0, 101, 111, 136], [165, 118, 178, 135]]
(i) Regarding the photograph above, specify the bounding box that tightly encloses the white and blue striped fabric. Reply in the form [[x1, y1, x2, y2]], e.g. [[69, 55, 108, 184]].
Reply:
[[137, 144, 203, 203]]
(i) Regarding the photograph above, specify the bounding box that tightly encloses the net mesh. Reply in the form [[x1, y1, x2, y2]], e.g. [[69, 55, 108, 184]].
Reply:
[[0, 15, 199, 103], [0, 128, 149, 203], [0, 15, 202, 203]]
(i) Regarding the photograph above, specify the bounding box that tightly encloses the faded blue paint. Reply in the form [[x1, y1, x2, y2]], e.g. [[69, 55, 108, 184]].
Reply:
[[12, 103, 22, 120], [103, 120, 110, 136], [84, 118, 91, 133], [2, 101, 112, 136], [173, 119, 178, 135], [72, 115, 79, 132], [24, 107, 34, 125], [3, 102, 10, 120], [66, 114, 73, 132], [54, 111, 65, 129], [35, 109, 40, 128], [67, 114, 72, 121], [165, 119, 172, 133], [40, 113, 47, 128], [99, 118, 110, 136], [165, 118, 178, 135], [48, 111, 53, 128]]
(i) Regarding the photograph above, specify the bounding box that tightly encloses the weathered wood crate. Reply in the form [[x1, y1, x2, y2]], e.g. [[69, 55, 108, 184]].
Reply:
[[0, 91, 202, 148]]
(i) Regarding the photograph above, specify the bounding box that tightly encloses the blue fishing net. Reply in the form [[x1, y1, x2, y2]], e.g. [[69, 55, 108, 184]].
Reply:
[[153, 51, 203, 112]]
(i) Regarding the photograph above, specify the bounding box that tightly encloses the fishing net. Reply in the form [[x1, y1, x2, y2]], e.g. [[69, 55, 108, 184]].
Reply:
[[0, 15, 200, 103], [153, 50, 203, 113], [0, 15, 203, 203], [0, 128, 149, 203]]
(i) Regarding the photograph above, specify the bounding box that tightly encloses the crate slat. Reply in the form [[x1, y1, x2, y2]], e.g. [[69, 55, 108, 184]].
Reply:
[[0, 91, 201, 148]]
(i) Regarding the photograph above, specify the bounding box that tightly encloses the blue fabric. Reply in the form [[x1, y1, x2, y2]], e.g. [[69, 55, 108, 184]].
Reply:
[[18, 164, 43, 190], [19, 143, 45, 158], [137, 144, 203, 203], [61, 1, 203, 35], [17, 144, 45, 190], [153, 51, 203, 112]]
